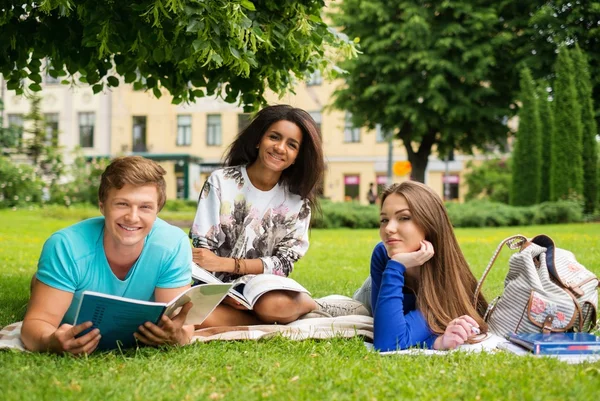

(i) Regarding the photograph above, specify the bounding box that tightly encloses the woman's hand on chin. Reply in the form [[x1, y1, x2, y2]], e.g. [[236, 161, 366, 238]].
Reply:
[[390, 240, 434, 268]]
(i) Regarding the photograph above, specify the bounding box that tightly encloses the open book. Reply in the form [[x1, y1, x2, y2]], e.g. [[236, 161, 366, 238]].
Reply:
[[377, 332, 509, 355], [191, 263, 310, 310], [73, 283, 232, 350]]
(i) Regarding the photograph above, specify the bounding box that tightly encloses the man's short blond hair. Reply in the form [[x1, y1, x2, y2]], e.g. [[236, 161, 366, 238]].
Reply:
[[98, 156, 167, 210]]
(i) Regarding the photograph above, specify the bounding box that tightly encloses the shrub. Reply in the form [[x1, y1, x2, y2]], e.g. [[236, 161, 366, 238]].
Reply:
[[0, 157, 44, 208], [162, 199, 197, 212], [446, 200, 583, 228], [312, 199, 379, 229], [48, 154, 109, 206]]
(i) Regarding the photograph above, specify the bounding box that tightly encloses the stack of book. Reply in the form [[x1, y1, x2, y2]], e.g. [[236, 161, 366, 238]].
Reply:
[[498, 332, 600, 363]]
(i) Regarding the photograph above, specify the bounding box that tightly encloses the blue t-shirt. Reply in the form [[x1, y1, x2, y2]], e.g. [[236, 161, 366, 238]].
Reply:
[[370, 242, 437, 351], [36, 217, 192, 325]]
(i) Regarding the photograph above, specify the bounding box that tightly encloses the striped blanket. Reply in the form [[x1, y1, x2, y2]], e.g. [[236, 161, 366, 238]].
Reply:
[[0, 315, 374, 352]]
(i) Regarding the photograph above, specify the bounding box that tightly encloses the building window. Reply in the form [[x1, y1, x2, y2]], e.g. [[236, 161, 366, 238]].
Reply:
[[44, 113, 59, 146], [306, 70, 322, 86], [7, 114, 24, 147], [443, 174, 460, 201], [132, 116, 147, 152], [309, 111, 322, 136], [344, 112, 360, 143], [344, 174, 360, 202], [177, 115, 192, 146], [238, 113, 252, 133], [206, 114, 222, 146], [376, 125, 392, 143], [78, 112, 95, 148]]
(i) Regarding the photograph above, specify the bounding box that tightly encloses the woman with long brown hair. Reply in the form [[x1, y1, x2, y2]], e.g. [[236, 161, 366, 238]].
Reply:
[[364, 181, 488, 350]]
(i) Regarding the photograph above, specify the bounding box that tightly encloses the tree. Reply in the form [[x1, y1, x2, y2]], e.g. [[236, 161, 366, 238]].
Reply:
[[0, 1, 356, 108], [23, 96, 47, 166], [511, 68, 541, 206], [571, 45, 598, 214], [537, 83, 554, 203], [330, 1, 515, 182], [523, 2, 600, 123], [551, 48, 582, 200]]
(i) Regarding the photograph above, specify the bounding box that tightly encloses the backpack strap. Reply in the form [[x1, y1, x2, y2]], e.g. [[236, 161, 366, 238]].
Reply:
[[472, 234, 528, 308]]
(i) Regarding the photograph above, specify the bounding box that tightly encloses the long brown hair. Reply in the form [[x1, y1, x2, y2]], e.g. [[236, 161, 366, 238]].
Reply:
[[380, 181, 488, 334], [223, 104, 324, 212]]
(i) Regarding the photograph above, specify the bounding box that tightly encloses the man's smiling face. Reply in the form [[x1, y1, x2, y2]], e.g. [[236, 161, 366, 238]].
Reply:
[[99, 183, 159, 253]]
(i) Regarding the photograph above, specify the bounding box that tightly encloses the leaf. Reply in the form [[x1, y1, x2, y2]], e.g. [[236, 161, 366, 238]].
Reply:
[[29, 83, 42, 92], [211, 53, 223, 65], [153, 47, 165, 63], [172, 96, 183, 105], [92, 84, 103, 94], [6, 80, 20, 90], [146, 76, 157, 88], [240, 0, 256, 11], [229, 46, 241, 59], [133, 82, 144, 91], [192, 89, 204, 97], [152, 87, 162, 98], [124, 71, 136, 83], [107, 76, 119, 87], [192, 39, 208, 52], [29, 73, 43, 83]]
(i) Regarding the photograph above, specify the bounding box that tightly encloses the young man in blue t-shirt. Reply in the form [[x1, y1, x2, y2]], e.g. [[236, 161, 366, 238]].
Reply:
[[22, 156, 194, 354]]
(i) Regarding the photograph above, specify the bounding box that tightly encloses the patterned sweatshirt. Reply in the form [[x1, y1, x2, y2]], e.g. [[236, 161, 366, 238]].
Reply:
[[190, 165, 311, 283]]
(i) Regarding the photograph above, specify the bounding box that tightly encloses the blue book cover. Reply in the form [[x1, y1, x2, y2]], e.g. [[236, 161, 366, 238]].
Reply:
[[507, 332, 600, 355], [74, 283, 232, 351]]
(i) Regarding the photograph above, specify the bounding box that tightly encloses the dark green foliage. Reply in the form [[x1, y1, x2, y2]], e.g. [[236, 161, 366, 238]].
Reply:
[[551, 49, 583, 200], [537, 84, 554, 202], [464, 159, 511, 204], [445, 200, 583, 228], [511, 68, 542, 206], [523, 2, 600, 126], [0, 0, 356, 108], [571, 45, 598, 214], [330, 1, 514, 182]]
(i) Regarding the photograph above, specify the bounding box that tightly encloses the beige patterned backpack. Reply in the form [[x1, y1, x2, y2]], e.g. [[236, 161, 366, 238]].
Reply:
[[473, 234, 599, 336]]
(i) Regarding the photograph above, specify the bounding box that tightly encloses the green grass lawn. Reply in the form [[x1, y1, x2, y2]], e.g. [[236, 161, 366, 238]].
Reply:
[[1, 209, 599, 400]]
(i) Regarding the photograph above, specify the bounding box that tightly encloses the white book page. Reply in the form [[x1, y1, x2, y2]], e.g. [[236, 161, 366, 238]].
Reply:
[[190, 263, 223, 284], [241, 275, 310, 308], [164, 283, 233, 325], [377, 333, 509, 355]]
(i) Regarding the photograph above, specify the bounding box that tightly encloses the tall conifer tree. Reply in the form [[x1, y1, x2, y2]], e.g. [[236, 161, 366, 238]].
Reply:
[[571, 45, 598, 213], [551, 49, 583, 200], [537, 84, 555, 203], [511, 68, 542, 206]]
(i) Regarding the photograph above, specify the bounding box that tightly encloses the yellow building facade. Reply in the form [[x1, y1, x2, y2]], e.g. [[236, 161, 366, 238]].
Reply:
[[2, 73, 471, 203]]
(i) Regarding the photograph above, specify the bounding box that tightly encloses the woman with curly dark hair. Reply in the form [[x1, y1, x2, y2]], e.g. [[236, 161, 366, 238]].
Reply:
[[190, 104, 368, 326]]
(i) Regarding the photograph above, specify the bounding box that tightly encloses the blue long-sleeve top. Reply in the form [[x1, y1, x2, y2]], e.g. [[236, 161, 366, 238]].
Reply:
[[371, 242, 437, 351]]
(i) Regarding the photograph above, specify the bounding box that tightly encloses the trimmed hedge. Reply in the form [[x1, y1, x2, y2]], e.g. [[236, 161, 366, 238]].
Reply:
[[312, 199, 583, 229]]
